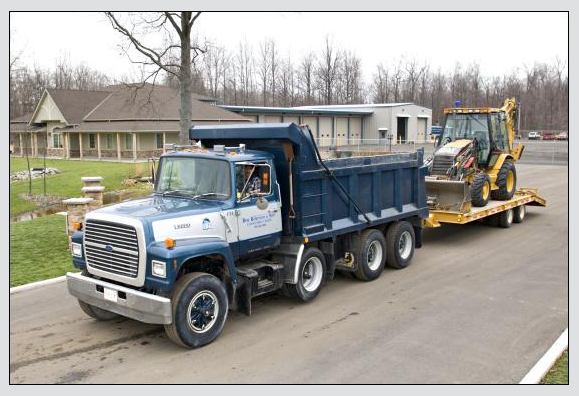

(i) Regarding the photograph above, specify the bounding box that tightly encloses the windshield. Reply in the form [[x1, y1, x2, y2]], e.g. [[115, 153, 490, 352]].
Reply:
[[155, 157, 231, 200], [441, 113, 490, 143]]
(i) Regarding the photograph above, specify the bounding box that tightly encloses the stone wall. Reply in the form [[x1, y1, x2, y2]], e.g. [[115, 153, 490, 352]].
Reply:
[[137, 149, 164, 158]]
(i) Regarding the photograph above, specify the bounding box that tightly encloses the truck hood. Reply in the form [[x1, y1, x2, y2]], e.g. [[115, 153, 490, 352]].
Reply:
[[92, 194, 227, 221]]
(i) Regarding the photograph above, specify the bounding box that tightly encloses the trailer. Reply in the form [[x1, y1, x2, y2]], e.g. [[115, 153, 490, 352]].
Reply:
[[424, 187, 546, 228]]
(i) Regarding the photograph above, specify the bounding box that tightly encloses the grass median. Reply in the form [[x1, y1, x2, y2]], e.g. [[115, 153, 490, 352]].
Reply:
[[10, 157, 151, 216], [540, 349, 568, 384], [10, 214, 76, 287]]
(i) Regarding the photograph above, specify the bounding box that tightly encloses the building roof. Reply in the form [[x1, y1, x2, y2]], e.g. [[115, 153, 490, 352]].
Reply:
[[296, 103, 415, 109], [85, 85, 248, 122], [46, 89, 111, 124], [103, 83, 217, 102], [66, 119, 248, 133], [220, 105, 373, 116]]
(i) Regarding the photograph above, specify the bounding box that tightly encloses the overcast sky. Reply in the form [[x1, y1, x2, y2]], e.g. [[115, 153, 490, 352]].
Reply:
[[10, 12, 568, 82]]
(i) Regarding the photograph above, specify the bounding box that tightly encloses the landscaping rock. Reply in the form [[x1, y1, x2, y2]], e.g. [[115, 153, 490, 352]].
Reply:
[[10, 167, 60, 182]]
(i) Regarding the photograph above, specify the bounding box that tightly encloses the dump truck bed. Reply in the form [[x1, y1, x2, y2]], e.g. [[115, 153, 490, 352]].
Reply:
[[424, 187, 546, 228]]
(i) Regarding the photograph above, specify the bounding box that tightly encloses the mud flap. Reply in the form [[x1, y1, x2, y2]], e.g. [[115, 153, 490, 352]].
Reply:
[[426, 179, 472, 213]]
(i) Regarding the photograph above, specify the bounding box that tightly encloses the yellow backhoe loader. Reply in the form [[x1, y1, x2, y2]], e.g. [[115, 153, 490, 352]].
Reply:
[[425, 98, 524, 212]]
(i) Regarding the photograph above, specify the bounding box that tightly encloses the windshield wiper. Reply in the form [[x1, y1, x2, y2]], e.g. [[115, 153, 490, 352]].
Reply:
[[193, 192, 229, 200], [160, 189, 194, 197]]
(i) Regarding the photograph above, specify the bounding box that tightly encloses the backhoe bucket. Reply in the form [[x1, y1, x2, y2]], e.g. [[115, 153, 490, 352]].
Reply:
[[425, 178, 471, 213]]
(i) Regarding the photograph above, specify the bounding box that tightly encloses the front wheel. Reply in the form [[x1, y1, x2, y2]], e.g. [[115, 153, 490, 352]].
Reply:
[[282, 247, 326, 302], [164, 272, 228, 349], [471, 173, 491, 207], [386, 221, 416, 269], [78, 300, 120, 321]]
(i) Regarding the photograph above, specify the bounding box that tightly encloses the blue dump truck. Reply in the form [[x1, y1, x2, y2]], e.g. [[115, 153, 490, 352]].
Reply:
[[67, 123, 430, 348]]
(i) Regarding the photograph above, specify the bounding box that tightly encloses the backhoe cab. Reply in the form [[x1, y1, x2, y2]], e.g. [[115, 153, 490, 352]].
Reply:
[[425, 98, 524, 212]]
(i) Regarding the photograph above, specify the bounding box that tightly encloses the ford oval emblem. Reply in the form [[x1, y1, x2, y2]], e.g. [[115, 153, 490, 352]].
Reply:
[[105, 244, 114, 252]]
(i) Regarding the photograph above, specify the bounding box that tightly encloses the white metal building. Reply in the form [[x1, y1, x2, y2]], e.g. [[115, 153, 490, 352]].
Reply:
[[220, 103, 432, 146]]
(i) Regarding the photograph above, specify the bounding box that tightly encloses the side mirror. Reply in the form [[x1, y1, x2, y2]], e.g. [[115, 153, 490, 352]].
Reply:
[[434, 136, 440, 147], [149, 157, 157, 184]]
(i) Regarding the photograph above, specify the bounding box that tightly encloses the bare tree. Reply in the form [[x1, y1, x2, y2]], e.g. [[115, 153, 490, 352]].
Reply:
[[297, 52, 316, 105], [316, 35, 341, 105], [105, 12, 205, 142]]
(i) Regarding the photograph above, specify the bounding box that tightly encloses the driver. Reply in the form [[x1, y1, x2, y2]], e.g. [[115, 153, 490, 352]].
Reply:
[[245, 166, 262, 194]]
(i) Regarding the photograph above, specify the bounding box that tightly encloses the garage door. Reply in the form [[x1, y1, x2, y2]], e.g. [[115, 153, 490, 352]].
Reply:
[[283, 116, 300, 124], [318, 117, 333, 146], [336, 117, 348, 146], [350, 117, 362, 144], [265, 115, 282, 123], [302, 116, 318, 138], [417, 118, 427, 142]]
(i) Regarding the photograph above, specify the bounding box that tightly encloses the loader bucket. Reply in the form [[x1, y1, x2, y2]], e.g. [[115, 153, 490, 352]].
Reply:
[[425, 178, 472, 213]]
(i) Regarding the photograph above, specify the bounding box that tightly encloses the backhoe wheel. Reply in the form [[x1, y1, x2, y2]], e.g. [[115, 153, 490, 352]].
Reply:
[[386, 221, 415, 269], [282, 247, 326, 302], [492, 160, 517, 200], [513, 205, 526, 223], [78, 300, 120, 321], [354, 229, 387, 281], [471, 173, 491, 207], [164, 272, 228, 349], [497, 209, 514, 228]]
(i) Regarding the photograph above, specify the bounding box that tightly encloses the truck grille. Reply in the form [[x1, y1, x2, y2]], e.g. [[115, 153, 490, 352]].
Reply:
[[431, 155, 455, 176], [84, 219, 139, 278]]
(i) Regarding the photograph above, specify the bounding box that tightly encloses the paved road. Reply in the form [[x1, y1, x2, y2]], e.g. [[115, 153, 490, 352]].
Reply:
[[10, 163, 568, 384]]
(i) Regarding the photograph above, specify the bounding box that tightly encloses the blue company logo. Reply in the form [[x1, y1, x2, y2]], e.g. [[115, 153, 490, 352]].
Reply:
[[202, 218, 211, 230], [105, 244, 114, 252]]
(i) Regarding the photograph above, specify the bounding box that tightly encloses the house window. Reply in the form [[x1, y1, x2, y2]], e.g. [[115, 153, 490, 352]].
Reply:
[[125, 133, 133, 150], [53, 132, 63, 148], [106, 134, 114, 149], [89, 134, 96, 149], [156, 133, 164, 149]]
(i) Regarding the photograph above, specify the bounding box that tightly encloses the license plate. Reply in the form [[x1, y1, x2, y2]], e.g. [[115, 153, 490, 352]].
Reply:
[[103, 288, 118, 302]]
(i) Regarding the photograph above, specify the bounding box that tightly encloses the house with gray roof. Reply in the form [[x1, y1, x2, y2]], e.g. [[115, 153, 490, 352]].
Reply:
[[10, 83, 250, 160]]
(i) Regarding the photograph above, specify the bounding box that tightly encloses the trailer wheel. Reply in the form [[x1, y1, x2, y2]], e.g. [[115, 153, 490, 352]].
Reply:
[[492, 160, 517, 200], [354, 229, 387, 281], [471, 173, 491, 207], [78, 300, 120, 321], [164, 272, 228, 349], [513, 205, 526, 223], [386, 221, 415, 269], [497, 208, 514, 228], [283, 247, 326, 302]]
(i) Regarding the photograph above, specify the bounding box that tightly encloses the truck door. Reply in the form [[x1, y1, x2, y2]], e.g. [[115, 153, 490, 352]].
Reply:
[[234, 161, 282, 255]]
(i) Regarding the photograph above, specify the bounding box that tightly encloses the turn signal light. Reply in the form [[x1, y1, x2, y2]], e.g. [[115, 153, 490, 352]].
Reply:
[[72, 222, 83, 231], [165, 238, 176, 249]]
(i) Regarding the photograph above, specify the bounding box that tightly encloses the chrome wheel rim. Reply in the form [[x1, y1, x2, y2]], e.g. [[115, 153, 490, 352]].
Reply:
[[398, 231, 412, 260], [519, 205, 526, 220], [367, 240, 383, 271], [301, 257, 323, 292], [507, 209, 513, 224], [187, 291, 219, 333]]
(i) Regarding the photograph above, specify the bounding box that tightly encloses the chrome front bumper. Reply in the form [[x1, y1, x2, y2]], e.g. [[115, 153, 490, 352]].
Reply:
[[66, 272, 172, 324]]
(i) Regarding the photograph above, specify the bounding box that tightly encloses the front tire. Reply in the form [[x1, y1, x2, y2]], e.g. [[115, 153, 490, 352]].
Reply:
[[78, 300, 120, 321], [471, 173, 491, 207], [386, 221, 415, 269], [492, 160, 517, 200], [354, 229, 387, 281], [283, 247, 326, 302], [164, 272, 228, 349]]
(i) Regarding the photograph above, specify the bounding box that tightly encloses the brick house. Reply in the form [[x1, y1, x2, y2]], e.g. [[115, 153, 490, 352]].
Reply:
[[9, 83, 250, 160]]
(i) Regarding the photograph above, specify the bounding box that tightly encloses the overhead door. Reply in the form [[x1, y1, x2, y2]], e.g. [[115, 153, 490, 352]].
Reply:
[[283, 116, 300, 125], [302, 116, 318, 138], [349, 117, 362, 144], [336, 117, 348, 146], [265, 115, 282, 123], [417, 117, 427, 142], [318, 117, 333, 146]]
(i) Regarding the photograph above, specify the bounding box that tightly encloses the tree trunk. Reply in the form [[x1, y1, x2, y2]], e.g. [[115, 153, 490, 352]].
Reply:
[[179, 12, 193, 143]]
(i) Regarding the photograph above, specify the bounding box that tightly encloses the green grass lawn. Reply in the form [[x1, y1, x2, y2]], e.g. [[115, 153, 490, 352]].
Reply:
[[10, 157, 151, 216], [541, 350, 568, 384], [10, 214, 77, 287]]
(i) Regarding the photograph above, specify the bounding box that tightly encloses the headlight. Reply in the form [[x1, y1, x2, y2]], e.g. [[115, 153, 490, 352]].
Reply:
[[72, 242, 83, 257], [151, 260, 166, 278]]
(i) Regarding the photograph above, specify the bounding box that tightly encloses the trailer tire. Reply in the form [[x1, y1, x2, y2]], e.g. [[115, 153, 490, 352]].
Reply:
[[471, 173, 491, 207], [513, 204, 526, 223], [354, 229, 387, 281], [283, 247, 326, 302], [78, 300, 120, 321], [386, 221, 415, 269], [164, 272, 228, 349], [497, 208, 514, 228], [492, 160, 517, 200]]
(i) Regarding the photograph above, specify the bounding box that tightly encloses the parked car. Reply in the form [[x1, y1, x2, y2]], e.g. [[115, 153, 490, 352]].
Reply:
[[556, 132, 568, 141], [542, 132, 557, 140], [528, 131, 541, 140]]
